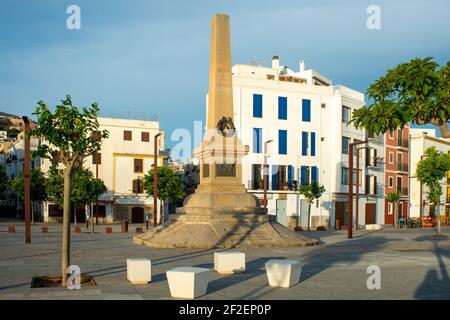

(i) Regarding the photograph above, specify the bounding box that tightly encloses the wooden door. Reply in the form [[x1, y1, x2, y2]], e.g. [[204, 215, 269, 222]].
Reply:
[[131, 207, 144, 223], [365, 203, 376, 225], [335, 201, 347, 229]]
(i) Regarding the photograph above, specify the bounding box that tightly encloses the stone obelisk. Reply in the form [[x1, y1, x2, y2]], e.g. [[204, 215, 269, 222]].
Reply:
[[134, 14, 318, 249]]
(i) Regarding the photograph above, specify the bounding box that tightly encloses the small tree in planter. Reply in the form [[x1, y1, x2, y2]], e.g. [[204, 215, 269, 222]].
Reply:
[[143, 166, 185, 223], [386, 191, 401, 229], [299, 182, 326, 231], [416, 147, 450, 235], [31, 96, 109, 286]]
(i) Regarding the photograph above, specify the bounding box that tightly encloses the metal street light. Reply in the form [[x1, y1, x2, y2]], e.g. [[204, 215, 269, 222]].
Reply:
[[348, 140, 368, 239], [22, 116, 31, 244], [355, 145, 369, 230], [153, 132, 163, 227], [263, 140, 274, 208]]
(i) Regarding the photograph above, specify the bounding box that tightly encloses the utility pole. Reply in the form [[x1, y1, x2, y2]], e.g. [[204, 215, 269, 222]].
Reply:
[[154, 133, 162, 227], [263, 140, 273, 208], [22, 116, 31, 244]]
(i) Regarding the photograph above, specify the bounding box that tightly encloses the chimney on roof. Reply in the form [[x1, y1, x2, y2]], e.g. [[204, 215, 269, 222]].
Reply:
[[299, 59, 305, 72], [272, 55, 279, 69]]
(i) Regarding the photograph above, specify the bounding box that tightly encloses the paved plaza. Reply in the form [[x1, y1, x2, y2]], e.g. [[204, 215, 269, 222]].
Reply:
[[0, 221, 449, 300]]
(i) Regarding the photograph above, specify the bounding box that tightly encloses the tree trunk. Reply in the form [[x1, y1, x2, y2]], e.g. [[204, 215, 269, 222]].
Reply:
[[307, 201, 312, 231], [436, 202, 441, 235], [61, 165, 73, 287], [393, 202, 398, 229], [91, 203, 94, 234]]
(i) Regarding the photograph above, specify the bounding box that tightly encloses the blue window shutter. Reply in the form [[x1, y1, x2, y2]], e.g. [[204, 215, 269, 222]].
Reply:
[[300, 166, 307, 186], [302, 132, 308, 156], [302, 99, 311, 122], [272, 165, 279, 190], [253, 94, 263, 118], [288, 165, 293, 187], [278, 97, 287, 120], [312, 166, 318, 183], [279, 130, 287, 154], [253, 128, 262, 153], [311, 132, 316, 156]]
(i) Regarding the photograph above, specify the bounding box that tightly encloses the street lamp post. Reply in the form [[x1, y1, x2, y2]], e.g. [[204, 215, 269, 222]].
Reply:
[[355, 146, 368, 230], [153, 133, 162, 227], [348, 140, 368, 239], [263, 140, 273, 208], [22, 116, 31, 244]]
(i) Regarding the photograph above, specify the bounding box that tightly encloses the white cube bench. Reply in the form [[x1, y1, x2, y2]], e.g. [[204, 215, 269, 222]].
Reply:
[[265, 259, 302, 288], [127, 259, 151, 284], [166, 267, 210, 299], [366, 224, 381, 230], [214, 251, 245, 274]]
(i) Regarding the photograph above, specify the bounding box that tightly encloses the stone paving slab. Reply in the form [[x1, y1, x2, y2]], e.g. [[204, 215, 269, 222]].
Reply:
[[0, 222, 449, 299]]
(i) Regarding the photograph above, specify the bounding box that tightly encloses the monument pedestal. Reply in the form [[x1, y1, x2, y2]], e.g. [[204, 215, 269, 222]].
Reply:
[[133, 13, 318, 249]]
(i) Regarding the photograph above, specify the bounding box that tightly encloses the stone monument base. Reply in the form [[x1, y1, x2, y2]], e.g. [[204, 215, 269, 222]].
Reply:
[[133, 211, 319, 249]]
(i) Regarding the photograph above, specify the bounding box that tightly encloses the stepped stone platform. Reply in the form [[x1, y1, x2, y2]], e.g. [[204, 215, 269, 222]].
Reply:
[[133, 213, 319, 249]]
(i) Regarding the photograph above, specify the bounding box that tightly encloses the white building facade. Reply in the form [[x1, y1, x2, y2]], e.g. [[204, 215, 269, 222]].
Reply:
[[4, 117, 166, 224], [228, 56, 385, 229], [409, 129, 450, 221]]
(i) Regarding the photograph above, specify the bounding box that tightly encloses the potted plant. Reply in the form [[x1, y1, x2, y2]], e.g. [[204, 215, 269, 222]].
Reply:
[[282, 181, 290, 191], [258, 179, 264, 190]]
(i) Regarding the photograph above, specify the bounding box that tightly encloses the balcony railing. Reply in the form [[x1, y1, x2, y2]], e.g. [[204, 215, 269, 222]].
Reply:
[[396, 163, 409, 173], [368, 132, 383, 142], [396, 138, 409, 149], [397, 187, 408, 196]]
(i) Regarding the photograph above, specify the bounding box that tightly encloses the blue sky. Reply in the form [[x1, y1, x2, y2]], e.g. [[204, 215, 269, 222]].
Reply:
[[0, 0, 449, 158]]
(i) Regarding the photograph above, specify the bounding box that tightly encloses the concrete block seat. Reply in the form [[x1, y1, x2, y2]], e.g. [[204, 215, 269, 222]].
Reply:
[[127, 259, 151, 284], [166, 267, 210, 299], [366, 224, 381, 230], [265, 259, 302, 288], [214, 251, 245, 274]]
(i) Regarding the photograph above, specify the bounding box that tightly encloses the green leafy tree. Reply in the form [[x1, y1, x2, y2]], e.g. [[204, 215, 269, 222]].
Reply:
[[416, 147, 450, 234], [299, 182, 326, 231], [46, 166, 106, 228], [143, 166, 185, 222], [386, 191, 401, 229], [0, 165, 9, 201], [351, 57, 449, 138], [11, 169, 48, 224], [31, 96, 108, 285]]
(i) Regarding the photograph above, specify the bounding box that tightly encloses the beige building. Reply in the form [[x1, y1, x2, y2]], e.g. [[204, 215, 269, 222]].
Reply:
[[409, 128, 450, 221], [42, 117, 166, 224]]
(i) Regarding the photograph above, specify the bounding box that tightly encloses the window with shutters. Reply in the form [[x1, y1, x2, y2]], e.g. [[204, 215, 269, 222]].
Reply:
[[253, 94, 263, 118], [253, 128, 262, 153], [132, 178, 144, 194], [342, 137, 350, 154], [278, 97, 287, 120], [302, 99, 311, 122], [134, 159, 143, 173], [342, 167, 349, 185], [141, 132, 150, 142], [302, 132, 309, 156], [342, 106, 351, 123], [124, 130, 132, 141], [311, 132, 316, 156], [279, 130, 287, 154]]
